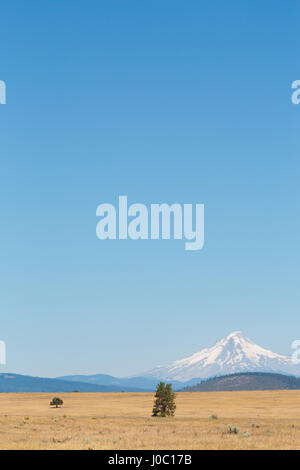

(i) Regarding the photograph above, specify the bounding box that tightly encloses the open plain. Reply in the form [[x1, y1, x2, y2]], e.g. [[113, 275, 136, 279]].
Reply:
[[0, 391, 300, 449]]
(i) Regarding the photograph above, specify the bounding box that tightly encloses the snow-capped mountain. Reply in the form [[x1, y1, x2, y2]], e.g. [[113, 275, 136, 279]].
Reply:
[[143, 331, 300, 382]]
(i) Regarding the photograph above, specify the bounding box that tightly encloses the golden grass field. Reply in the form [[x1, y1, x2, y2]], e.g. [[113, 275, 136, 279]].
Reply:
[[0, 390, 300, 449]]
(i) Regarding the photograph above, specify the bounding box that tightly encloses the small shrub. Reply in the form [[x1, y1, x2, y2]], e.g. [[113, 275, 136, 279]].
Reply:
[[211, 414, 218, 420], [50, 397, 63, 408], [228, 425, 240, 434], [240, 432, 251, 438]]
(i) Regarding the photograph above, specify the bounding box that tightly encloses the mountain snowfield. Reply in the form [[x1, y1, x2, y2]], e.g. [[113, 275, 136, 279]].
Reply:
[[143, 331, 300, 382]]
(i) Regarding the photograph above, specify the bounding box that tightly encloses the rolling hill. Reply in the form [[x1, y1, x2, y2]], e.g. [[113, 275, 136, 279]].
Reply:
[[0, 374, 149, 393], [182, 372, 300, 392]]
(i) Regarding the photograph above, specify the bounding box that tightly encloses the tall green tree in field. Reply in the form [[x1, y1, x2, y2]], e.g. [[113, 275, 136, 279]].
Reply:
[[152, 382, 176, 417]]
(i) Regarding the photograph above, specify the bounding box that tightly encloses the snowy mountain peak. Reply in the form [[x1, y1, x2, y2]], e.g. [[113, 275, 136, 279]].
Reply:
[[226, 331, 244, 339], [229, 330, 242, 336], [143, 331, 300, 382]]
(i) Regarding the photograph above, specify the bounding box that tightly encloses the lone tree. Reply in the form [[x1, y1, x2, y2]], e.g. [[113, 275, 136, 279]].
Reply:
[[50, 397, 63, 408], [152, 382, 176, 417]]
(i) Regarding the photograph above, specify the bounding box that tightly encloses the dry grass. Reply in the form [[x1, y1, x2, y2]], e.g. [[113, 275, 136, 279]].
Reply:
[[0, 390, 300, 449]]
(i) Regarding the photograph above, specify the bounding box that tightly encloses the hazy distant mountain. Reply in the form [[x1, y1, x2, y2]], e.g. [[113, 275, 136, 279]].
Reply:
[[141, 331, 300, 381], [57, 374, 186, 391], [0, 373, 148, 393], [3, 332, 299, 392], [182, 372, 300, 392]]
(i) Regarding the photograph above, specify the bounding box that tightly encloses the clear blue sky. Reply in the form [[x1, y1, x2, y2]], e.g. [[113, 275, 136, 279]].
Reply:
[[0, 1, 299, 377]]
